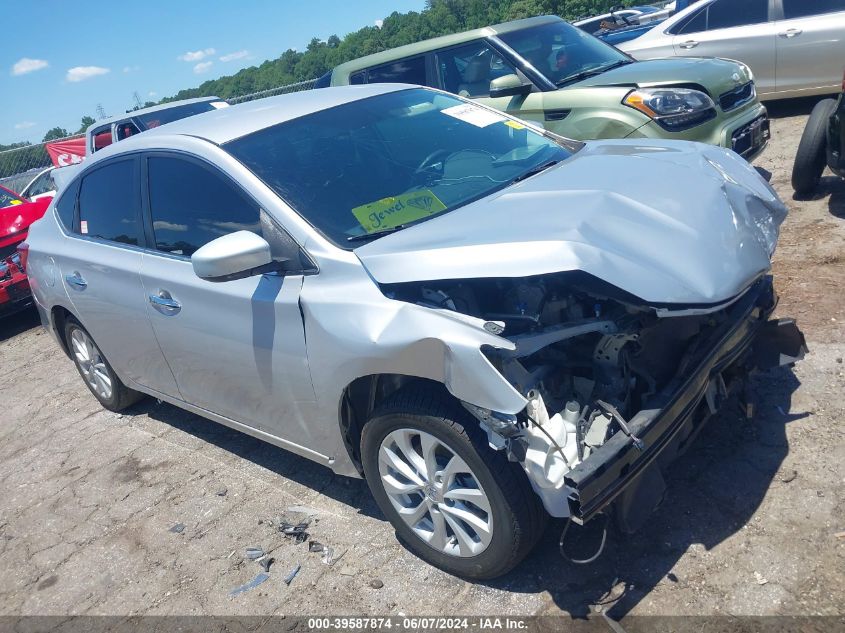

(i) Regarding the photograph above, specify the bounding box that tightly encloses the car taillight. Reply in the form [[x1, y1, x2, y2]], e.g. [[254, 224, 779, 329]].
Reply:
[[17, 242, 29, 273]]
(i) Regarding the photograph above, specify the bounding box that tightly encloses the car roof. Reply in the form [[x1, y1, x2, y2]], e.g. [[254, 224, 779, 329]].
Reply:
[[86, 84, 411, 155], [331, 15, 563, 78], [85, 96, 225, 132]]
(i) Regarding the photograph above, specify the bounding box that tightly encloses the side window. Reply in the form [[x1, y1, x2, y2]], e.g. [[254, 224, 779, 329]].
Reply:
[[116, 120, 141, 141], [78, 159, 141, 245], [350, 71, 366, 85], [28, 171, 54, 197], [91, 126, 113, 153], [675, 7, 708, 34], [783, 0, 845, 19], [147, 156, 261, 257], [576, 18, 604, 33], [365, 56, 427, 85], [436, 42, 520, 98], [706, 0, 768, 30], [54, 179, 79, 231]]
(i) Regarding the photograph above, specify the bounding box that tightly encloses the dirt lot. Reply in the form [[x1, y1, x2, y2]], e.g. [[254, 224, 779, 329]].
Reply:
[[1, 99, 843, 620]]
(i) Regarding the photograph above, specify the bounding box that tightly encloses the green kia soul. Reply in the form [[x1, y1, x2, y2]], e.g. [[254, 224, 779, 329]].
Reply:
[[319, 15, 769, 160]]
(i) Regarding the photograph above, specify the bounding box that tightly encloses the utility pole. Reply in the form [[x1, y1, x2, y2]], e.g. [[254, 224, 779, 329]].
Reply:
[[96, 104, 107, 120]]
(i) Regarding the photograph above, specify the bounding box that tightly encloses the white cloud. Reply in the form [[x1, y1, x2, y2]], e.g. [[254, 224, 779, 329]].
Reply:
[[219, 50, 249, 62], [14, 121, 36, 130], [374, 19, 384, 28], [193, 61, 213, 74], [178, 48, 215, 62], [148, 91, 157, 97], [11, 58, 49, 76], [66, 66, 110, 82], [122, 65, 141, 73]]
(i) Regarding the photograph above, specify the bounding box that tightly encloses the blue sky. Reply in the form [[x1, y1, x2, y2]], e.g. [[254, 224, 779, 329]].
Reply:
[[2, 0, 426, 145]]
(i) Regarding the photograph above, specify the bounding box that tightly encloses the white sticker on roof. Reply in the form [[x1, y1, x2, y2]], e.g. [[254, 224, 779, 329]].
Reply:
[[441, 103, 507, 128]]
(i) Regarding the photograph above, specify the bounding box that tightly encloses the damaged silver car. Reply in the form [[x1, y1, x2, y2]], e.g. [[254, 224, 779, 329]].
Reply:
[[24, 85, 806, 579]]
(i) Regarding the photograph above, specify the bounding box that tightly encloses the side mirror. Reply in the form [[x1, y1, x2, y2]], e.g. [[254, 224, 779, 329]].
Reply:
[[489, 74, 532, 99], [191, 230, 282, 282]]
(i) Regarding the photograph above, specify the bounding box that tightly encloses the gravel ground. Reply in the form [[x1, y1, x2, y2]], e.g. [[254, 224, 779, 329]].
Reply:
[[0, 98, 843, 619]]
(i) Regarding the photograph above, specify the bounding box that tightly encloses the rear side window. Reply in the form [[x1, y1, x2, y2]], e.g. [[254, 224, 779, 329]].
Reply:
[[54, 180, 79, 231], [78, 159, 141, 245], [91, 127, 112, 152], [146, 156, 261, 257], [783, 0, 845, 18], [676, 0, 768, 33], [365, 56, 427, 84]]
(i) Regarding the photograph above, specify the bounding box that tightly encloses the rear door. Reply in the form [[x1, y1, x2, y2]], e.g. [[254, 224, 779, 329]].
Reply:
[[137, 152, 316, 443], [774, 0, 845, 96], [57, 156, 179, 395], [670, 0, 777, 96]]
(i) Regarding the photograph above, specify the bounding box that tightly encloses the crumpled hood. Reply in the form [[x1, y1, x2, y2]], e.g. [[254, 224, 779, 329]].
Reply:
[[354, 140, 786, 306], [574, 57, 752, 98]]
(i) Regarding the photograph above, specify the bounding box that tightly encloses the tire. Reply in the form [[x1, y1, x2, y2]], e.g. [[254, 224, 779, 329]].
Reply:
[[792, 98, 837, 195], [64, 316, 144, 412], [360, 383, 546, 579]]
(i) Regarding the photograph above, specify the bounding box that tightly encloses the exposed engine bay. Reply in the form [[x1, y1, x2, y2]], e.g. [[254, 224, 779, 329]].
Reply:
[[383, 271, 772, 521]]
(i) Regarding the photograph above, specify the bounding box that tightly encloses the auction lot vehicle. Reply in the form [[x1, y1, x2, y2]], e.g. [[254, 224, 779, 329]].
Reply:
[[85, 96, 228, 155], [320, 15, 770, 160], [25, 86, 806, 578], [620, 0, 845, 100], [1, 185, 51, 315], [792, 77, 845, 194], [572, 5, 662, 34], [20, 166, 57, 201]]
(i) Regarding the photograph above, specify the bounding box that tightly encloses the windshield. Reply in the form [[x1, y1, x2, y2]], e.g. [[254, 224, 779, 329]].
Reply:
[[136, 101, 221, 130], [0, 186, 24, 209], [497, 20, 630, 86], [225, 88, 577, 247]]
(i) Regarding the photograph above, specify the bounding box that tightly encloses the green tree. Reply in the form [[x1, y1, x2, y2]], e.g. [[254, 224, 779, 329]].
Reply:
[[76, 116, 96, 134], [42, 127, 70, 142]]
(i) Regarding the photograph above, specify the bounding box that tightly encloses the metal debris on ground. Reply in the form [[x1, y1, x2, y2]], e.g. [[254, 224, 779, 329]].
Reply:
[[229, 572, 270, 597], [216, 487, 228, 496], [370, 579, 384, 589], [169, 523, 185, 534], [283, 563, 301, 585], [280, 520, 310, 543], [834, 531, 845, 539], [259, 557, 275, 573], [754, 571, 768, 585], [245, 547, 265, 560], [308, 540, 325, 553]]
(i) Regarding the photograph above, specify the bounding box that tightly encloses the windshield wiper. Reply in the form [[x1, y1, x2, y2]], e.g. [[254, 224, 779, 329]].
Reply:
[[509, 160, 560, 185], [556, 59, 633, 87], [347, 224, 410, 243]]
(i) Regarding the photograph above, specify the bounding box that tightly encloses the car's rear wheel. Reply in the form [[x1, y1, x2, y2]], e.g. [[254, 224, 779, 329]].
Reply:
[[792, 98, 837, 195], [360, 384, 546, 579], [64, 316, 144, 412]]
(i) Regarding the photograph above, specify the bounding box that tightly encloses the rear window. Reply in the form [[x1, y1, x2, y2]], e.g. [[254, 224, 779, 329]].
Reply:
[[78, 159, 141, 245], [364, 57, 427, 85], [782, 0, 845, 18]]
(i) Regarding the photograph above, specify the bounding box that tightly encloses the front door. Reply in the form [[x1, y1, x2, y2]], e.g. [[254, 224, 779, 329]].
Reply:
[[137, 153, 317, 445]]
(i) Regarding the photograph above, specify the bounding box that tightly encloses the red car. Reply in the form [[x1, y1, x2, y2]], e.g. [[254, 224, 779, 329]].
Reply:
[[1, 184, 52, 316]]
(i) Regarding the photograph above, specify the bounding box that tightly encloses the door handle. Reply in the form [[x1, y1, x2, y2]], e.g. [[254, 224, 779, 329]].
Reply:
[[64, 272, 87, 289], [148, 290, 181, 314], [679, 40, 699, 49], [778, 28, 802, 38]]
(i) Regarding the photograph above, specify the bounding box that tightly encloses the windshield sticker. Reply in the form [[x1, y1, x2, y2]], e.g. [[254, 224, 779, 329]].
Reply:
[[504, 120, 525, 130], [80, 220, 88, 234], [441, 103, 507, 128], [352, 190, 448, 233], [8, 199, 22, 206]]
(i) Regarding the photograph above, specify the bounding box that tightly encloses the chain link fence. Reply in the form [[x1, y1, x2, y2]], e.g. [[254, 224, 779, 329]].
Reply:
[[1, 78, 319, 196]]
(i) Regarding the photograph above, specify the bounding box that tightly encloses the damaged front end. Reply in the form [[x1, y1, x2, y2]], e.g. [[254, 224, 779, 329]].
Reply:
[[383, 271, 807, 533]]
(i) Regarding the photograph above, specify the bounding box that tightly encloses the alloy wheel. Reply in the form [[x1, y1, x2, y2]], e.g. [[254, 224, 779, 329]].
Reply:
[[377, 428, 493, 557], [70, 327, 113, 401]]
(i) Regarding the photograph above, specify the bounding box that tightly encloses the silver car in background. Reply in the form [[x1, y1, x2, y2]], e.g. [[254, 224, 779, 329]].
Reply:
[[620, 0, 845, 100], [24, 85, 805, 579]]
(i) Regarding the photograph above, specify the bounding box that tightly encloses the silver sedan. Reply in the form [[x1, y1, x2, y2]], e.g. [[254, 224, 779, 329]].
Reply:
[[620, 0, 845, 100], [24, 84, 805, 578]]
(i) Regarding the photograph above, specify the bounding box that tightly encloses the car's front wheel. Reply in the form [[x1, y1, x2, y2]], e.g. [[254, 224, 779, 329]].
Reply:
[[360, 384, 546, 579], [792, 98, 837, 195], [64, 316, 144, 412]]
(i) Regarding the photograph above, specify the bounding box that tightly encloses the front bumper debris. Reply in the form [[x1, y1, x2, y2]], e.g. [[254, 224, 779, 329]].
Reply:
[[563, 277, 806, 524]]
